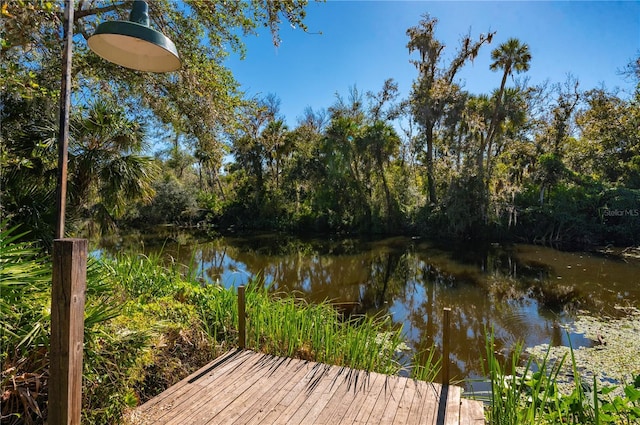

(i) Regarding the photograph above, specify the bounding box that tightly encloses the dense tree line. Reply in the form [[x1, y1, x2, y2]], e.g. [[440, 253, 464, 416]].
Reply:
[[2, 4, 639, 247]]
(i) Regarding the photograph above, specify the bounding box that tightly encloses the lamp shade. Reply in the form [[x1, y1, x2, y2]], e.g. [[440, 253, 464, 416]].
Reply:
[[87, 1, 180, 73]]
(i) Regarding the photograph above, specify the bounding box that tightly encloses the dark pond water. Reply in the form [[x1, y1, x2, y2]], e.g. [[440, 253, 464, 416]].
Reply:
[[98, 229, 640, 390]]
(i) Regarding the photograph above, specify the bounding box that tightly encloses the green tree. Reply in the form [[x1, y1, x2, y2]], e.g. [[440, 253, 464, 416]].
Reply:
[[280, 108, 326, 224], [1, 0, 312, 238], [574, 88, 640, 187], [486, 87, 528, 186], [68, 99, 159, 234], [230, 96, 279, 210], [407, 14, 494, 205], [365, 79, 403, 231], [0, 94, 59, 243], [361, 121, 401, 232], [529, 77, 580, 204], [485, 38, 532, 181], [159, 135, 196, 181], [463, 93, 493, 176], [547, 77, 580, 156], [320, 113, 370, 230], [534, 153, 567, 205], [262, 119, 290, 191]]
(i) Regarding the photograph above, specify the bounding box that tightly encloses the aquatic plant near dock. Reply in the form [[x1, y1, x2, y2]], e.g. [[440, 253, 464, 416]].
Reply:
[[483, 327, 640, 424], [191, 278, 408, 375]]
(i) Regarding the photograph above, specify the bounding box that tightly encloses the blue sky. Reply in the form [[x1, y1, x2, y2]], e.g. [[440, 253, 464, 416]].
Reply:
[[225, 1, 640, 127]]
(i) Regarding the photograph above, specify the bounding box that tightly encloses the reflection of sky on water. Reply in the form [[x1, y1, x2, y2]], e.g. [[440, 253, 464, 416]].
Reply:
[[98, 232, 639, 391], [197, 252, 250, 287]]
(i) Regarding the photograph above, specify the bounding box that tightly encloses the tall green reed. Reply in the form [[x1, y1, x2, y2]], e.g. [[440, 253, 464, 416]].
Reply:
[[484, 328, 575, 425], [192, 278, 408, 375], [411, 345, 442, 383], [483, 328, 640, 424]]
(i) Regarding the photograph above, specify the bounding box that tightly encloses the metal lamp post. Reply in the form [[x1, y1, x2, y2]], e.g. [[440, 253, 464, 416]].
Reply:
[[50, 2, 180, 423], [54, 0, 181, 238]]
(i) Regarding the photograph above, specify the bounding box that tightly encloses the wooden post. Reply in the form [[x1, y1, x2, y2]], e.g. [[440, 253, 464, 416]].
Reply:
[[49, 239, 87, 425], [238, 285, 246, 349], [442, 307, 451, 385]]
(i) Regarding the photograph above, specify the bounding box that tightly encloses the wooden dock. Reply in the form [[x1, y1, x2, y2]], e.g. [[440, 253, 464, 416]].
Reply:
[[130, 349, 485, 425]]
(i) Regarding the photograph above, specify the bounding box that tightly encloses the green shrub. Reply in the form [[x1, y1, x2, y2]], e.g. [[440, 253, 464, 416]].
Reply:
[[134, 177, 199, 226], [1, 222, 52, 424]]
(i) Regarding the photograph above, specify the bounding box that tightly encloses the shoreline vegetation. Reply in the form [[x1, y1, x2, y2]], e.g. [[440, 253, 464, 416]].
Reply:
[[2, 224, 639, 424], [484, 309, 640, 424], [1, 228, 426, 425]]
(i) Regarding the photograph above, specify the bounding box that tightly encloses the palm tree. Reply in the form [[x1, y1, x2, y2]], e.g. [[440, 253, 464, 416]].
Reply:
[[68, 99, 158, 234], [261, 119, 289, 190], [362, 121, 400, 232], [485, 38, 531, 161]]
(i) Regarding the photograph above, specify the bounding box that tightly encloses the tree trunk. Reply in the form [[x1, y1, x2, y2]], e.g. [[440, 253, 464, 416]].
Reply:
[[425, 128, 437, 205], [215, 173, 226, 201], [486, 68, 510, 150], [377, 154, 393, 232]]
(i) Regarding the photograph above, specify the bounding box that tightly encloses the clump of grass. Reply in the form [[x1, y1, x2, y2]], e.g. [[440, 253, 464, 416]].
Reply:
[[483, 328, 640, 424], [1, 223, 52, 368], [0, 222, 51, 424], [191, 279, 407, 375], [1, 223, 123, 425], [483, 329, 567, 424], [193, 277, 442, 380], [411, 345, 442, 382]]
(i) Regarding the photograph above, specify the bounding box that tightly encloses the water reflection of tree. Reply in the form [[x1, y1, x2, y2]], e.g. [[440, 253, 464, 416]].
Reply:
[[354, 248, 561, 381], [359, 249, 405, 311], [184, 237, 585, 380], [198, 240, 229, 283]]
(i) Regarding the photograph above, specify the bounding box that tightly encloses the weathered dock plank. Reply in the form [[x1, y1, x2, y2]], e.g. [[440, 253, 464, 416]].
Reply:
[[314, 367, 384, 425], [460, 398, 486, 425], [239, 357, 317, 425], [132, 350, 485, 425], [220, 357, 309, 425]]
